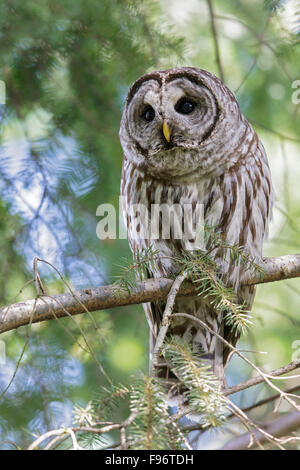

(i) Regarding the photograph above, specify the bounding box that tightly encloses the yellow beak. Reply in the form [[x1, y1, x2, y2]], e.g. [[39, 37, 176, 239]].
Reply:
[[162, 121, 171, 143]]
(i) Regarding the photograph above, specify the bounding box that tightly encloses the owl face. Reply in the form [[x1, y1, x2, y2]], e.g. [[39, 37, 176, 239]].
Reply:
[[120, 67, 245, 179]]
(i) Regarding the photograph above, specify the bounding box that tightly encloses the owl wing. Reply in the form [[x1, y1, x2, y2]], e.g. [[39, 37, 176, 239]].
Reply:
[[208, 140, 273, 364]]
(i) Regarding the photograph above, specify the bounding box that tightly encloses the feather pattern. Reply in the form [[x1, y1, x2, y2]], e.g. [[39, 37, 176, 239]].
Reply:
[[120, 67, 273, 380]]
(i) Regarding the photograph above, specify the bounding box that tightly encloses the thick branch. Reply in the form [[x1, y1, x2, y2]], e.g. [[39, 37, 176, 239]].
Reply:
[[0, 254, 300, 334]]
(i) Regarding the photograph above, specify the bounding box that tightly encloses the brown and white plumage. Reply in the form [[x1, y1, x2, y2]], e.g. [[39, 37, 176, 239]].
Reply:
[[119, 67, 273, 381]]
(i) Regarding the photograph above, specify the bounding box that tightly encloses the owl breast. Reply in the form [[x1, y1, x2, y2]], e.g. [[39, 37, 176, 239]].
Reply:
[[121, 154, 218, 275], [121, 132, 271, 281]]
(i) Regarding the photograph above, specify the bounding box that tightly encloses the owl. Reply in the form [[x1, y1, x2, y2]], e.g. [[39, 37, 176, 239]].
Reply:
[[119, 67, 273, 384]]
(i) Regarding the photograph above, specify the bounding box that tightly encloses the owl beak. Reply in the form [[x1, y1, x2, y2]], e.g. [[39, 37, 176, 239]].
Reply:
[[162, 121, 171, 143]]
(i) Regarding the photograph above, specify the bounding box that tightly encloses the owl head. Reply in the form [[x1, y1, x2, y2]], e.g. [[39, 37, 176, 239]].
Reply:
[[120, 67, 249, 180]]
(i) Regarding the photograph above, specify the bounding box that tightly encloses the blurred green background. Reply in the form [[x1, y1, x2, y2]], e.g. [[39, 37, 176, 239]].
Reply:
[[0, 0, 299, 449]]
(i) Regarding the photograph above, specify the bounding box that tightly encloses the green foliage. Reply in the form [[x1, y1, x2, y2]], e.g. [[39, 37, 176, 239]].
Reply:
[[0, 200, 29, 303], [164, 337, 227, 429], [176, 249, 253, 336], [127, 374, 182, 450], [115, 246, 160, 292], [73, 401, 97, 427], [96, 383, 131, 422], [203, 225, 264, 277]]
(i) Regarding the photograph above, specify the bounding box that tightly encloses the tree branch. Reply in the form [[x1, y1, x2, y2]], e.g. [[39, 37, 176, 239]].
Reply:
[[0, 254, 300, 334], [150, 271, 188, 375], [222, 410, 300, 450], [167, 359, 300, 428], [223, 360, 300, 397], [206, 0, 225, 82]]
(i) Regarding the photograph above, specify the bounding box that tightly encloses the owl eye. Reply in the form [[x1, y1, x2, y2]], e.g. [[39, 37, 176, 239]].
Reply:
[[142, 106, 155, 122], [175, 98, 196, 115]]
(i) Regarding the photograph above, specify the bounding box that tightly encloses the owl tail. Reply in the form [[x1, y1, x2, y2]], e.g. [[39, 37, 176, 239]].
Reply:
[[212, 336, 226, 388]]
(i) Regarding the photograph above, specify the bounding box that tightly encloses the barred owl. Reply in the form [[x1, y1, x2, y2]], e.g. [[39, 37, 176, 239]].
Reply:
[[120, 67, 273, 384]]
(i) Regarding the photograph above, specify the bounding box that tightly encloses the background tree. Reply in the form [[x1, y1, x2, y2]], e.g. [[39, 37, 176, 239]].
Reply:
[[0, 0, 299, 450]]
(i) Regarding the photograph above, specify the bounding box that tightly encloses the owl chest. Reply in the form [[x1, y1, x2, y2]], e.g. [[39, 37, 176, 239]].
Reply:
[[123, 169, 226, 275]]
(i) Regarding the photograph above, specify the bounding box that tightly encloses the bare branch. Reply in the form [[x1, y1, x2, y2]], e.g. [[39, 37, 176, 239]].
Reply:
[[206, 0, 225, 82], [150, 272, 188, 375], [182, 385, 300, 433], [27, 409, 139, 450], [165, 358, 300, 427], [223, 361, 300, 397], [222, 411, 300, 450]]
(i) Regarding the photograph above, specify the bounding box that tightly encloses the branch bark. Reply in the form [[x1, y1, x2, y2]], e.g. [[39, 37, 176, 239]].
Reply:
[[0, 254, 300, 334]]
